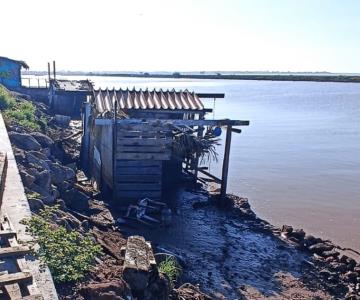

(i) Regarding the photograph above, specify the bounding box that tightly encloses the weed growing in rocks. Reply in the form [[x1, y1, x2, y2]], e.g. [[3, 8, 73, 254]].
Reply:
[[158, 256, 182, 288], [21, 206, 102, 283]]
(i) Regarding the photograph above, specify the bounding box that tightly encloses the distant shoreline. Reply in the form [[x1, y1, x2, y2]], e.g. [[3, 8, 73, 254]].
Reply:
[[24, 72, 360, 83]]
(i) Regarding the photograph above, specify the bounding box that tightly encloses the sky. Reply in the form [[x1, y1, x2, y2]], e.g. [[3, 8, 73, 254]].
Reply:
[[1, 0, 360, 72]]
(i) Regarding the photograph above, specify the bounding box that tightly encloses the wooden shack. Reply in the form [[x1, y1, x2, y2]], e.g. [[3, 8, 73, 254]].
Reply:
[[0, 56, 29, 89], [48, 79, 93, 117], [82, 88, 249, 203]]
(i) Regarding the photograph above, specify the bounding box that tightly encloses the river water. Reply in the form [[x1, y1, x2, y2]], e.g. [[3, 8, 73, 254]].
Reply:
[[60, 76, 360, 250]]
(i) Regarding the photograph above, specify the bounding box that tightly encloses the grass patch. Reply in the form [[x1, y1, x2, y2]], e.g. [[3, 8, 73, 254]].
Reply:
[[0, 85, 16, 110], [5, 101, 40, 131], [158, 256, 182, 287], [21, 206, 102, 283], [0, 84, 43, 131]]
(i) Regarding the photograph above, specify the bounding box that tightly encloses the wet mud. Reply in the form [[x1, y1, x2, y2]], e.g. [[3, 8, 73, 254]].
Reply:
[[123, 189, 343, 299]]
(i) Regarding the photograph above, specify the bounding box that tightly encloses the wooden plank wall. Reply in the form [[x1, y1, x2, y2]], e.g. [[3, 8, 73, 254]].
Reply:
[[114, 122, 173, 200]]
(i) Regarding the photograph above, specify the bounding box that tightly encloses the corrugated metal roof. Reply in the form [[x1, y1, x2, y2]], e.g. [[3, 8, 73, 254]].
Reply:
[[51, 79, 93, 92], [92, 88, 205, 114]]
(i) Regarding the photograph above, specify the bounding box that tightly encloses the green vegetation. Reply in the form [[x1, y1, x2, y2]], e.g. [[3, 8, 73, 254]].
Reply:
[[0, 85, 16, 110], [21, 206, 102, 283], [0, 84, 42, 131], [5, 101, 40, 131], [158, 256, 182, 287]]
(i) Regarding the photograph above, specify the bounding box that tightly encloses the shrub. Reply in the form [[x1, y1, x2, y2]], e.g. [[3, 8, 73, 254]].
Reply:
[[0, 85, 16, 110], [158, 256, 182, 287], [4, 101, 40, 131], [21, 206, 102, 283]]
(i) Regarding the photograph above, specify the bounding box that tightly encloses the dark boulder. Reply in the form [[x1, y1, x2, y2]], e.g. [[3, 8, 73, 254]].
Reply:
[[19, 170, 35, 188], [30, 132, 54, 148], [28, 198, 45, 211], [50, 163, 75, 185], [308, 242, 334, 254], [290, 229, 306, 241], [9, 132, 41, 151]]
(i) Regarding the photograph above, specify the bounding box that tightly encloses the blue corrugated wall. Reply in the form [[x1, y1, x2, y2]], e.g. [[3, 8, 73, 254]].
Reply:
[[0, 59, 21, 88]]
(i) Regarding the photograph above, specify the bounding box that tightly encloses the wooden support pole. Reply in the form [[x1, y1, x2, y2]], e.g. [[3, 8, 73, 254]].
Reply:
[[47, 62, 51, 82], [53, 61, 56, 80], [220, 125, 232, 199]]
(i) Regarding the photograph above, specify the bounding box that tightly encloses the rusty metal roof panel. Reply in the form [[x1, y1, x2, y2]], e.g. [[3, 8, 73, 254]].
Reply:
[[92, 88, 205, 114]]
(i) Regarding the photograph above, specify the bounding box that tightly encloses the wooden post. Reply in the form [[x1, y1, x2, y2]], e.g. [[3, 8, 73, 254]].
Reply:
[[53, 61, 56, 80], [47, 62, 51, 82], [112, 100, 117, 201], [220, 125, 232, 198]]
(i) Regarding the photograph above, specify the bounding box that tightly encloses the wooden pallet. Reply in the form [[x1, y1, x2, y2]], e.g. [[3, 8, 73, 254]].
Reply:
[[0, 215, 43, 300]]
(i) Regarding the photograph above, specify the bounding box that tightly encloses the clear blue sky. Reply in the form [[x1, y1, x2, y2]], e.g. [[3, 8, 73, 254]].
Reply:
[[1, 0, 360, 72]]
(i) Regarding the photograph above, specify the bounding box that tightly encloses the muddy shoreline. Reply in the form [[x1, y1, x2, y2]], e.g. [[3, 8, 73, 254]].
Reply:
[[2, 91, 360, 299]]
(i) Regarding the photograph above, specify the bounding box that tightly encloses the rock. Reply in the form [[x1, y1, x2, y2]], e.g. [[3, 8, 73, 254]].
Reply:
[[27, 198, 45, 211], [9, 132, 42, 151], [41, 147, 52, 158], [143, 272, 170, 300], [81, 220, 90, 230], [56, 180, 73, 192], [27, 150, 48, 161], [66, 162, 77, 172], [173, 283, 212, 300], [330, 262, 348, 273], [27, 168, 41, 179], [61, 188, 90, 211], [30, 132, 54, 148], [122, 236, 157, 292], [56, 199, 67, 210], [20, 170, 35, 188], [54, 114, 71, 127], [303, 235, 320, 247], [308, 242, 334, 254], [35, 170, 51, 191], [281, 225, 293, 234], [321, 249, 340, 258], [346, 271, 359, 283], [339, 255, 357, 271], [26, 153, 50, 171], [92, 228, 127, 260], [50, 163, 75, 185], [80, 280, 132, 300], [290, 229, 306, 241], [31, 184, 57, 205]]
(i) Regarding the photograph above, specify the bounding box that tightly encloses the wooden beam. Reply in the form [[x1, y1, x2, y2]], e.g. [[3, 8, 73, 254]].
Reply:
[[0, 245, 31, 259], [97, 118, 249, 127], [231, 128, 242, 134], [196, 93, 225, 98], [116, 152, 171, 160], [116, 119, 249, 127], [198, 169, 222, 184], [0, 230, 16, 239], [0, 272, 32, 286], [220, 125, 232, 198], [21, 295, 44, 300]]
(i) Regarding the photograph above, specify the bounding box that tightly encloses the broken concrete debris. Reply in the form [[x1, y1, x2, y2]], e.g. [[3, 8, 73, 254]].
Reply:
[[122, 235, 157, 292]]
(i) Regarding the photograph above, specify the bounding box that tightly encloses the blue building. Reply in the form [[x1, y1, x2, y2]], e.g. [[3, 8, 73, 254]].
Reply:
[[0, 56, 29, 89]]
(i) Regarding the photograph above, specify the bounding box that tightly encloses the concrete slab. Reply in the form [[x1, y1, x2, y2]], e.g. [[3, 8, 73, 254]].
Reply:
[[0, 113, 58, 299]]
